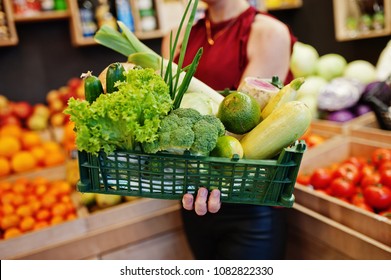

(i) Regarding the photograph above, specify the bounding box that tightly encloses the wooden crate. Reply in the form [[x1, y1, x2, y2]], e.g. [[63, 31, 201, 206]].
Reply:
[[295, 136, 391, 247], [349, 112, 391, 143], [0, 198, 192, 260], [286, 203, 391, 260], [311, 112, 375, 135]]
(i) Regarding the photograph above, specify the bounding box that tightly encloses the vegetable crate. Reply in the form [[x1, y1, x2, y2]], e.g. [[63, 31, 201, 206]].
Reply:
[[76, 141, 307, 207]]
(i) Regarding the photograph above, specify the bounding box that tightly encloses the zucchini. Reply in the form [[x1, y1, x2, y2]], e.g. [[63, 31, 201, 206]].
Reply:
[[240, 101, 311, 160], [81, 71, 104, 104], [106, 62, 126, 94], [261, 77, 305, 120]]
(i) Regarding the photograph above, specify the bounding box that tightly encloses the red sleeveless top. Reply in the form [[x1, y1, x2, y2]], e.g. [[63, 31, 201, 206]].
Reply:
[[176, 6, 296, 91]]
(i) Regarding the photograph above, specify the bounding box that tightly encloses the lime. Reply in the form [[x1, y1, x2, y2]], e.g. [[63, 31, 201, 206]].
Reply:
[[210, 135, 244, 159], [217, 91, 261, 134]]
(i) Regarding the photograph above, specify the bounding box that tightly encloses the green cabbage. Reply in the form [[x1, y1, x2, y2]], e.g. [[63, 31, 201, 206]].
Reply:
[[290, 42, 319, 78]]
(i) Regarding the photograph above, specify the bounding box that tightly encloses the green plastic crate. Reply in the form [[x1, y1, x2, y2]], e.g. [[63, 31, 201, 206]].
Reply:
[[76, 140, 306, 207]]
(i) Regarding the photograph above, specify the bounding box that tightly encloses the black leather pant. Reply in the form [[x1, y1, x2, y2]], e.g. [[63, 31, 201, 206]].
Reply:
[[181, 203, 287, 260]]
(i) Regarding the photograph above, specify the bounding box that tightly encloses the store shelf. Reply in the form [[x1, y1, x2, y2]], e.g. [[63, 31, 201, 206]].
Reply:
[[333, 0, 391, 41], [266, 0, 302, 11], [69, 0, 186, 47], [0, 0, 18, 46], [13, 10, 71, 22]]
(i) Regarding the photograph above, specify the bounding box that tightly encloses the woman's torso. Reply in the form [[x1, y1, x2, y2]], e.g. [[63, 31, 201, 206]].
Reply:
[[176, 6, 295, 91]]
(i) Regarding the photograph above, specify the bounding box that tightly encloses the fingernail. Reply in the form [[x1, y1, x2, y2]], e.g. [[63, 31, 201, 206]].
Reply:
[[212, 189, 220, 197], [199, 188, 208, 197]]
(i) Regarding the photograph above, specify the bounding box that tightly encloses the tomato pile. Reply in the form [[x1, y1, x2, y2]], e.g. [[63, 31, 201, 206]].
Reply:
[[297, 148, 391, 218]]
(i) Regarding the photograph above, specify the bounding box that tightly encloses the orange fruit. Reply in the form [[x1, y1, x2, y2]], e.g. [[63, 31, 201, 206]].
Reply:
[[0, 156, 11, 177], [66, 212, 77, 221], [2, 203, 15, 215], [51, 203, 68, 217], [1, 214, 20, 230], [3, 227, 22, 239], [0, 124, 23, 139], [16, 205, 33, 218], [41, 194, 57, 209], [30, 146, 46, 165], [0, 136, 21, 158], [50, 215, 64, 226], [30, 176, 49, 187], [35, 209, 51, 222], [34, 184, 48, 197], [11, 193, 25, 207], [217, 91, 261, 134], [13, 182, 28, 194], [33, 221, 49, 231], [10, 151, 37, 173], [42, 150, 66, 167], [20, 131, 42, 150], [53, 180, 72, 196], [19, 216, 35, 232], [41, 141, 62, 153]]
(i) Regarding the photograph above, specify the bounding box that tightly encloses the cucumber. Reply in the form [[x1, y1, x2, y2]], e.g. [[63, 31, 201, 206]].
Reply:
[[106, 62, 126, 94], [240, 101, 311, 160], [81, 71, 104, 104]]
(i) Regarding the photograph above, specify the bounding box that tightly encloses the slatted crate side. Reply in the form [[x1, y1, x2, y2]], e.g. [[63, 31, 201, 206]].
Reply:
[[286, 203, 391, 260], [295, 136, 391, 246]]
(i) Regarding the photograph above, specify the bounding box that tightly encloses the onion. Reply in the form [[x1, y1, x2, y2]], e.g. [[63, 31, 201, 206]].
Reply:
[[354, 103, 372, 116], [326, 109, 355, 122]]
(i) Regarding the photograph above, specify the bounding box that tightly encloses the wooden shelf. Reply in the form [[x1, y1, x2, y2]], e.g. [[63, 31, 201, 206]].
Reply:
[[0, 0, 18, 46], [333, 0, 391, 42], [13, 10, 71, 22], [69, 0, 187, 47], [265, 0, 302, 10]]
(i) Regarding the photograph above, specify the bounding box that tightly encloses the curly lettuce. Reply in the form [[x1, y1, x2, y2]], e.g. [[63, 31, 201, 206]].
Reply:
[[64, 68, 172, 155]]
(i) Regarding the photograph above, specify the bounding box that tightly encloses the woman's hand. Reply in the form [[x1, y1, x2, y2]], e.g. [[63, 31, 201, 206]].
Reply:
[[182, 187, 221, 216]]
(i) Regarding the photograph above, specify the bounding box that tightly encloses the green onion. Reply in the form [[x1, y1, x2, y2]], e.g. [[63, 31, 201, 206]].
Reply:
[[94, 0, 201, 110]]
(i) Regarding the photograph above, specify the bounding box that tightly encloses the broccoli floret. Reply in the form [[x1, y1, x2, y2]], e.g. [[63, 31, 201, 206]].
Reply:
[[171, 108, 202, 124], [200, 114, 226, 137], [142, 108, 226, 156], [190, 119, 219, 156]]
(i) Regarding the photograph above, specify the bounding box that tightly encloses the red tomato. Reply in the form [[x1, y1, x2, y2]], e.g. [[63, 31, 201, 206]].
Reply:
[[380, 169, 391, 187], [333, 163, 361, 184], [361, 164, 376, 178], [344, 156, 367, 170], [297, 173, 311, 186], [379, 161, 391, 173], [329, 177, 356, 199], [310, 168, 333, 190], [360, 172, 381, 189], [351, 192, 365, 205], [306, 134, 325, 148], [371, 148, 391, 166], [354, 201, 374, 212], [363, 184, 391, 210]]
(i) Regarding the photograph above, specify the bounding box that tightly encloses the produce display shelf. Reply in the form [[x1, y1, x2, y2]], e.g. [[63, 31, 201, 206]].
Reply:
[[296, 136, 391, 247], [77, 141, 307, 207]]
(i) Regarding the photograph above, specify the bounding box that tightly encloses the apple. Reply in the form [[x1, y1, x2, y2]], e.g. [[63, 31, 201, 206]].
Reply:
[[49, 98, 65, 113], [67, 77, 83, 91], [33, 103, 50, 119], [1, 114, 22, 127], [11, 101, 33, 120], [26, 114, 48, 131], [46, 90, 60, 104], [50, 112, 66, 127]]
